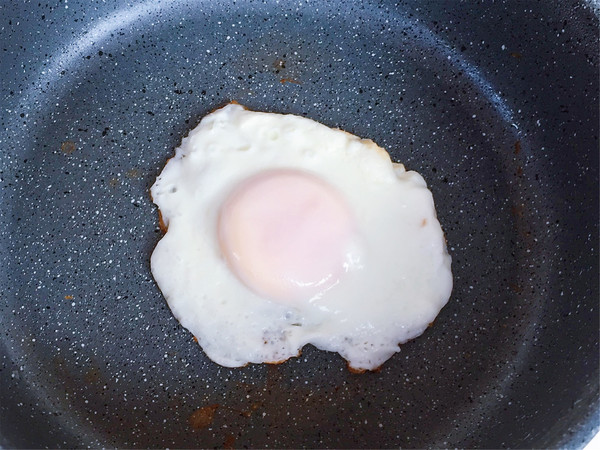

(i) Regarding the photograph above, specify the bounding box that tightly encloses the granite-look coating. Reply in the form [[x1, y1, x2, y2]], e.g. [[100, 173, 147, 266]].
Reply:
[[0, 0, 598, 448]]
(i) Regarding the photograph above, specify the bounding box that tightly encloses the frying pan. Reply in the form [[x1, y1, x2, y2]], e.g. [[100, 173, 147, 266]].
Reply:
[[1, 0, 598, 447]]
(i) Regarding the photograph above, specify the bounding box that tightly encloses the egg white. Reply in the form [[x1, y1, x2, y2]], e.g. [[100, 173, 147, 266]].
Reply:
[[151, 103, 452, 371]]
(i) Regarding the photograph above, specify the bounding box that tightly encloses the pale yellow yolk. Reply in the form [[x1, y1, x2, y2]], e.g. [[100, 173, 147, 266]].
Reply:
[[218, 169, 355, 304]]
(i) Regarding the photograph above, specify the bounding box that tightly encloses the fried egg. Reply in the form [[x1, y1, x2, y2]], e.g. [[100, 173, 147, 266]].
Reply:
[[150, 103, 452, 371]]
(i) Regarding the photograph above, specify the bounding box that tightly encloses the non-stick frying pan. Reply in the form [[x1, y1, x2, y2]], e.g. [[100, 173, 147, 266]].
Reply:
[[1, 0, 598, 447]]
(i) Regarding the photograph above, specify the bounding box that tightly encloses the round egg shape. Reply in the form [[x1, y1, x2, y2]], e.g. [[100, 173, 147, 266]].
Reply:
[[150, 103, 453, 371]]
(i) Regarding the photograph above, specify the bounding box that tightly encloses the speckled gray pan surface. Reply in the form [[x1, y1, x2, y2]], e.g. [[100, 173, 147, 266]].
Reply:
[[0, 0, 598, 448]]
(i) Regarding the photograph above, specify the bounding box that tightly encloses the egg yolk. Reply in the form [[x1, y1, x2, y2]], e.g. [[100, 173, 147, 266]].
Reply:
[[218, 169, 355, 304]]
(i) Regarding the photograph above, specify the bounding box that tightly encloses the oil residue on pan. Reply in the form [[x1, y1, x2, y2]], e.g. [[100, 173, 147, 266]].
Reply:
[[0, 0, 598, 448]]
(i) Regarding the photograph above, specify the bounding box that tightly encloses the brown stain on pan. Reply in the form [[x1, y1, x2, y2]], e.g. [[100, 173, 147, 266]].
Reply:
[[511, 203, 525, 219], [509, 283, 523, 294], [223, 434, 236, 449], [514, 140, 521, 155], [516, 166, 523, 177], [280, 77, 301, 85], [186, 400, 262, 436], [189, 404, 219, 430], [83, 366, 102, 385], [60, 140, 77, 154]]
